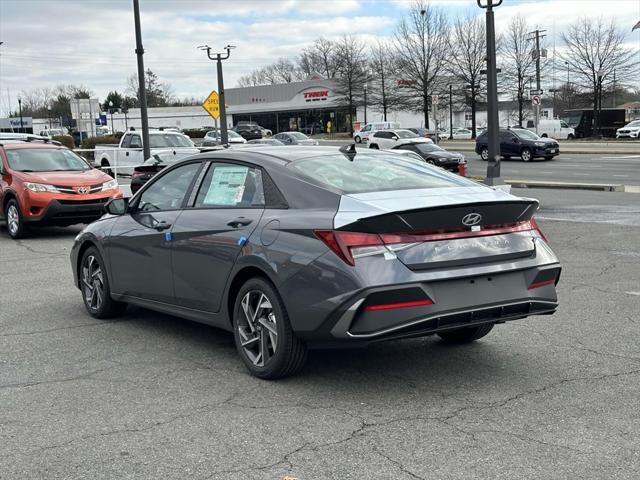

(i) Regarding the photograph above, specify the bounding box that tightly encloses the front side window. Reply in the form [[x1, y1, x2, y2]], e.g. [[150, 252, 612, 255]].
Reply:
[[138, 162, 201, 212], [194, 163, 264, 208], [361, 125, 371, 132], [6, 148, 91, 172], [513, 129, 540, 140], [395, 130, 418, 139]]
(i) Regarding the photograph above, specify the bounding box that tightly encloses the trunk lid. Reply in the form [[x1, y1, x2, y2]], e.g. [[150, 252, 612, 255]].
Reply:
[[335, 186, 540, 270]]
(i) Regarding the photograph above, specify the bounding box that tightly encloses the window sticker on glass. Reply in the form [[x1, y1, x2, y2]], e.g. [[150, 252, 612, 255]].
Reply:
[[204, 166, 249, 206]]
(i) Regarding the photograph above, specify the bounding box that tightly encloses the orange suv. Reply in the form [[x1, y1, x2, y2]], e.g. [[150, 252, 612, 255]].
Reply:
[[0, 136, 122, 239]]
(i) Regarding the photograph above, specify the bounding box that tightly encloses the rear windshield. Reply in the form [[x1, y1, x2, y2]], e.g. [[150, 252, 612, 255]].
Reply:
[[148, 134, 194, 148], [396, 130, 418, 139], [290, 152, 470, 194], [289, 132, 309, 140], [6, 148, 91, 172]]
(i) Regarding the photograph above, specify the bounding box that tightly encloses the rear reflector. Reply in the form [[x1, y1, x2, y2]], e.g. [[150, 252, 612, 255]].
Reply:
[[528, 279, 557, 290], [364, 299, 434, 311]]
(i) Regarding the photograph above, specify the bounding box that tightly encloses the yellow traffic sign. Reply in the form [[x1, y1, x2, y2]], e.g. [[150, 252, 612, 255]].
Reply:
[[202, 90, 220, 119]]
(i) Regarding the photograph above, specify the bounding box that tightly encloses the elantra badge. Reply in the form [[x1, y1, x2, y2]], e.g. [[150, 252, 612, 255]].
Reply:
[[462, 212, 482, 226]]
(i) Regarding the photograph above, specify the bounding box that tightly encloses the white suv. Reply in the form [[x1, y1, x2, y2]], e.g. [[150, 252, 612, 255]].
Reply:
[[616, 120, 640, 139], [353, 121, 401, 143], [367, 129, 433, 150]]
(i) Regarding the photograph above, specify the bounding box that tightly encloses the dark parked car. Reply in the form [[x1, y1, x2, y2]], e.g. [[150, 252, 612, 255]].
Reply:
[[392, 142, 464, 172], [71, 146, 560, 379], [233, 122, 262, 140], [475, 128, 560, 162], [130, 153, 184, 194]]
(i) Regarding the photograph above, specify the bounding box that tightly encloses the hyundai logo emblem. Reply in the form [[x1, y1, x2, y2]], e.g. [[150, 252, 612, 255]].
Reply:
[[77, 186, 89, 194], [462, 212, 482, 226]]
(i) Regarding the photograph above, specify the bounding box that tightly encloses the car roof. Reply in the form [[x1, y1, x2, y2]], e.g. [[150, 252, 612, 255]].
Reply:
[[0, 141, 65, 150], [187, 145, 392, 168]]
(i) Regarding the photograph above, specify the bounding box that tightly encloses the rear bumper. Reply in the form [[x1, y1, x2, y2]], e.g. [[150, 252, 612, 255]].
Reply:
[[294, 263, 560, 345]]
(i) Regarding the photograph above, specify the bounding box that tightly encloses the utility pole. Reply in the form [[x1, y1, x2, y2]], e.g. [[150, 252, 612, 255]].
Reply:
[[17, 97, 23, 133], [529, 28, 546, 135], [363, 83, 368, 124], [449, 84, 453, 140], [200, 45, 235, 144], [478, 0, 503, 186], [612, 69, 616, 107], [133, 0, 150, 160]]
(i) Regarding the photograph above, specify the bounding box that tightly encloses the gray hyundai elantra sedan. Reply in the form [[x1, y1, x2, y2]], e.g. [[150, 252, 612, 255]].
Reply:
[[70, 146, 561, 379]]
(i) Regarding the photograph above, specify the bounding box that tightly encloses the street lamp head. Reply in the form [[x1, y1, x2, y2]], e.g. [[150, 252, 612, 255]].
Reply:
[[197, 45, 210, 51], [225, 45, 236, 50]]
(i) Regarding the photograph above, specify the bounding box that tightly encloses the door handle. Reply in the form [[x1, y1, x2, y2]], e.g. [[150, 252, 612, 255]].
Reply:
[[226, 217, 252, 228], [126, 151, 130, 156], [153, 221, 172, 231]]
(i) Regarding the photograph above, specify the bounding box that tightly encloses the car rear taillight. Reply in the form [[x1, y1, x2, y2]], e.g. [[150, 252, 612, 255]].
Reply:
[[316, 220, 542, 266], [314, 230, 386, 266], [530, 217, 548, 242], [131, 170, 145, 179]]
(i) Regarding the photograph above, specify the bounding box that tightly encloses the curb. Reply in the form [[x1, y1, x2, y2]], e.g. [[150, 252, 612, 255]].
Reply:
[[504, 180, 624, 192]]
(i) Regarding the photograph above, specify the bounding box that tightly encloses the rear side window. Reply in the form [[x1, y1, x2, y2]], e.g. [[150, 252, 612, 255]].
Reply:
[[290, 153, 470, 194], [194, 163, 264, 208]]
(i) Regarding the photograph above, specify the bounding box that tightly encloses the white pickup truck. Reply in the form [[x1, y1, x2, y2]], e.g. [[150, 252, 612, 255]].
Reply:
[[94, 129, 200, 176]]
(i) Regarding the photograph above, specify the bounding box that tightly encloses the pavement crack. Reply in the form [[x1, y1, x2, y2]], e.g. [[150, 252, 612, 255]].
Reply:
[[375, 448, 426, 479]]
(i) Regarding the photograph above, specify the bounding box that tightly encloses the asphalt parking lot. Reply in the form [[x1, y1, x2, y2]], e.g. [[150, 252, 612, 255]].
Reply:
[[1, 188, 639, 479]]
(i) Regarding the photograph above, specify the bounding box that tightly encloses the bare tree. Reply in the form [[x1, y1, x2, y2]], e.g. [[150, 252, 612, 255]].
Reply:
[[447, 14, 486, 138], [393, 0, 449, 128], [501, 15, 537, 126], [560, 17, 638, 134], [368, 40, 401, 122], [333, 35, 368, 134], [299, 37, 338, 79]]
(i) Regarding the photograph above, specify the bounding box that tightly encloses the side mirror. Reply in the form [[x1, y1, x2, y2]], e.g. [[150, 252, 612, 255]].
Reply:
[[105, 197, 129, 215], [391, 135, 398, 140]]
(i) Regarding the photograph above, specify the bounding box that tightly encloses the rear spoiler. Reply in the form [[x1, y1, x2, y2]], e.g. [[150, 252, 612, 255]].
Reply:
[[339, 199, 539, 234]]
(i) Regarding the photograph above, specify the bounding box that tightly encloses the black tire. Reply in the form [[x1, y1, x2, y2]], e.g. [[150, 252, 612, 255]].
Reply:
[[5, 198, 28, 239], [101, 160, 114, 178], [479, 147, 489, 161], [438, 323, 494, 344], [232, 278, 307, 379], [369, 143, 379, 149], [80, 247, 127, 319], [520, 147, 532, 162], [354, 135, 361, 143], [544, 156, 554, 161], [503, 155, 511, 160], [567, 134, 574, 140], [541, 133, 548, 138]]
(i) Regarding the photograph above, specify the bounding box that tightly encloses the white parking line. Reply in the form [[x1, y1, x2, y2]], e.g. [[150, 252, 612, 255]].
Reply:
[[612, 174, 629, 178], [573, 173, 590, 176]]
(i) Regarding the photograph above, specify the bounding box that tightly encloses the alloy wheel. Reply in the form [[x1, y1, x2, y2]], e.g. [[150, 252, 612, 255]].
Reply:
[[237, 290, 278, 367], [82, 255, 104, 311], [7, 205, 19, 236], [521, 149, 532, 162]]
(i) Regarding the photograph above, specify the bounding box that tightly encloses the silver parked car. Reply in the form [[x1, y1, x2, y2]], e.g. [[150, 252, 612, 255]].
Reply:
[[273, 131, 319, 145], [70, 146, 561, 379]]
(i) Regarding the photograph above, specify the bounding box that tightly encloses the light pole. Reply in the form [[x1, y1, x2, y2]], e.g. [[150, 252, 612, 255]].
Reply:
[[17, 97, 23, 133], [612, 69, 616, 107], [47, 105, 52, 129], [449, 84, 453, 140], [133, 0, 151, 160], [597, 70, 603, 138], [108, 100, 115, 133], [478, 0, 503, 186], [199, 44, 235, 144], [363, 83, 368, 124]]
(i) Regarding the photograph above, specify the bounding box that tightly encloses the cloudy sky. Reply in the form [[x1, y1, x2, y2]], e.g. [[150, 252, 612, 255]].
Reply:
[[0, 0, 638, 115]]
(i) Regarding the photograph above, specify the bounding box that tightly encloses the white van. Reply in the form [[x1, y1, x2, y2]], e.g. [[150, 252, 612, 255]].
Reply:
[[526, 119, 575, 140], [354, 121, 401, 143]]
